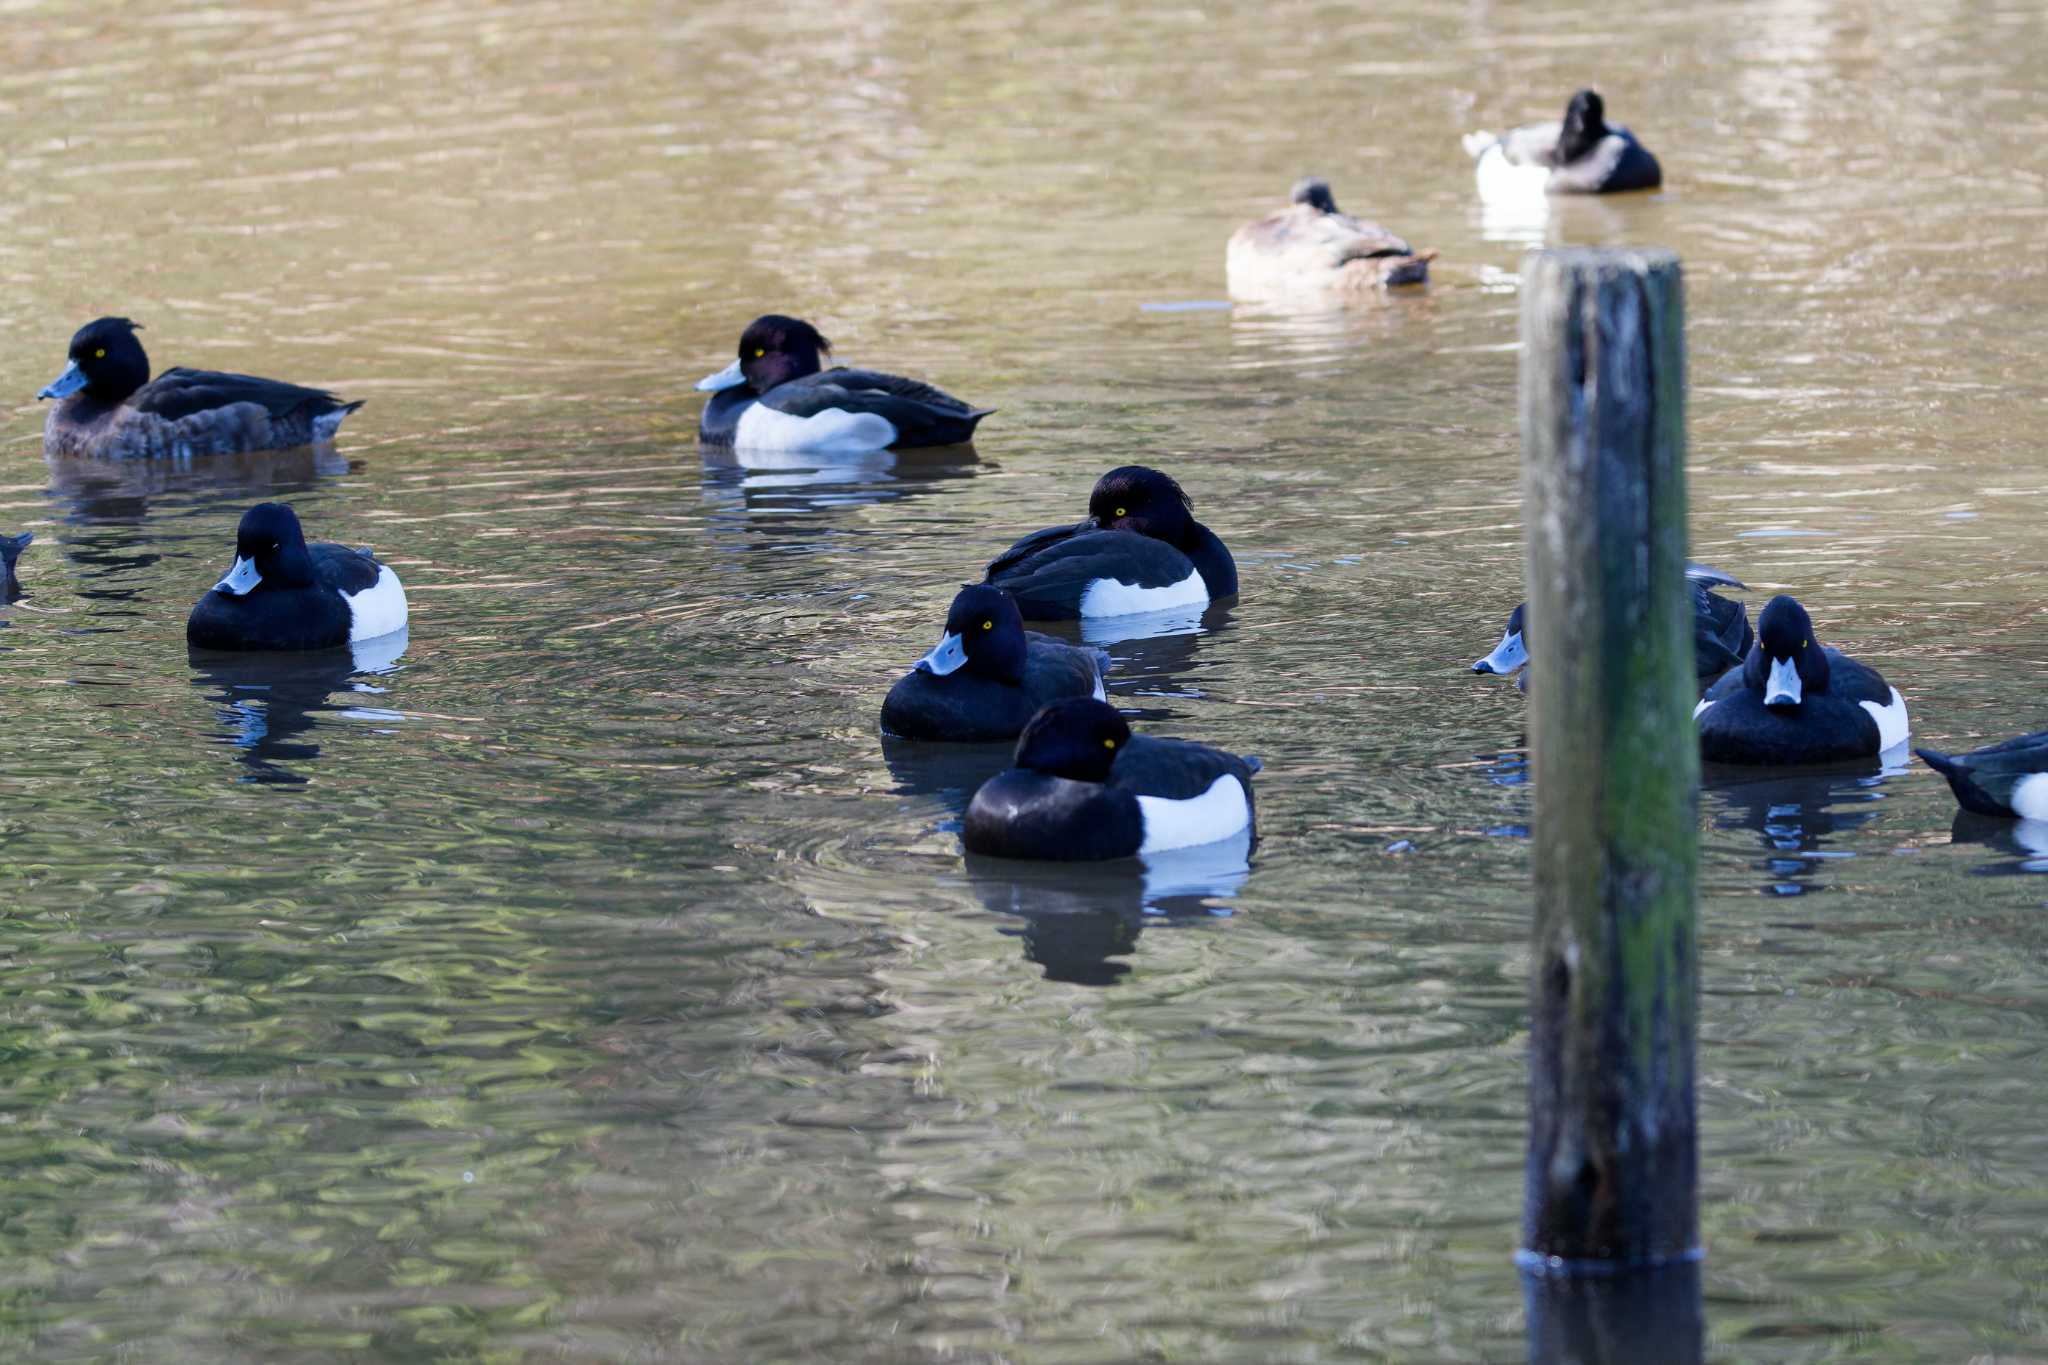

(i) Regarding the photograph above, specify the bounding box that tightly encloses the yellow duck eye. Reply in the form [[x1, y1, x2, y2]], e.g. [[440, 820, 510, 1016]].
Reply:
[[981, 619, 992, 630], [94, 348, 105, 358], [753, 348, 765, 358], [1102, 738, 1116, 749], [1114, 506, 1126, 517]]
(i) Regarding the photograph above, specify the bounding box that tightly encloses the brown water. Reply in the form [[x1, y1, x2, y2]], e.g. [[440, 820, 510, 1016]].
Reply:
[[2, 1, 2046, 1360]]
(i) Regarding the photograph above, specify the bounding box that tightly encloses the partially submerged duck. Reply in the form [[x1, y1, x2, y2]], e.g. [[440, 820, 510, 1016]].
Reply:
[[1918, 732, 2048, 820], [187, 502, 407, 652], [963, 698, 1259, 861], [1473, 563, 1751, 692], [38, 317, 364, 459], [1226, 177, 1435, 297], [880, 585, 1107, 742], [695, 315, 992, 453], [1461, 90, 1662, 201], [1694, 595, 1908, 765], [984, 466, 1237, 620]]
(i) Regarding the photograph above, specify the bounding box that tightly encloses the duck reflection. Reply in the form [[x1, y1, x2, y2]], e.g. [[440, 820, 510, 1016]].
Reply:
[[1947, 811, 2048, 875], [963, 831, 1252, 986], [46, 446, 353, 526], [188, 630, 408, 785], [1702, 763, 1894, 896], [697, 442, 979, 538]]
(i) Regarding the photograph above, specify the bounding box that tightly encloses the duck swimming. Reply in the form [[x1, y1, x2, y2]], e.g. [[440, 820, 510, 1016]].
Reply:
[[880, 585, 1108, 742], [1226, 177, 1435, 297], [1461, 90, 1662, 200], [963, 698, 1259, 861], [1918, 732, 2048, 820], [187, 502, 407, 652], [695, 315, 992, 454], [1474, 563, 1751, 692], [1694, 595, 1908, 765], [38, 318, 364, 460], [983, 466, 1237, 620]]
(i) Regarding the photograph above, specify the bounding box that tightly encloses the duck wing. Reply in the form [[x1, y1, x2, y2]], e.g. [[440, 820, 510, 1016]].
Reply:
[[984, 528, 1196, 620], [309, 541, 384, 595], [1692, 587, 1752, 677], [135, 368, 355, 422], [768, 368, 993, 446], [1111, 735, 1259, 811], [1495, 119, 1564, 167]]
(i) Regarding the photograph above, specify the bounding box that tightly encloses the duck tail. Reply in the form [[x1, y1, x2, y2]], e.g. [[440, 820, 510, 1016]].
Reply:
[[1915, 747, 1957, 777], [1244, 755, 1264, 774], [966, 407, 997, 427]]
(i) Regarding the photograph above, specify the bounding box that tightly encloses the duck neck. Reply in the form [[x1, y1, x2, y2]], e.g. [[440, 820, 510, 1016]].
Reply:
[[1181, 521, 1238, 598]]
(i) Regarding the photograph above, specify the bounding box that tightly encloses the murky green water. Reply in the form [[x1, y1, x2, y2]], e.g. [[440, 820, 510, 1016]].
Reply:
[[2, 0, 2046, 1359]]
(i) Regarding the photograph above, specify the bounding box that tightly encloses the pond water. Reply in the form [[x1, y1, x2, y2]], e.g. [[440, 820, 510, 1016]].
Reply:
[[2, 0, 2046, 1360]]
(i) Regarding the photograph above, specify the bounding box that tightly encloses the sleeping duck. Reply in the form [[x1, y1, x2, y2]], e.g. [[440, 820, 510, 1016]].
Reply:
[[984, 466, 1237, 620], [1226, 177, 1435, 297], [963, 698, 1259, 861], [695, 315, 992, 453], [880, 585, 1108, 741], [187, 503, 407, 652], [1918, 733, 2048, 820], [1474, 563, 1751, 692], [38, 317, 364, 459], [1461, 90, 1662, 201], [1694, 595, 1908, 765], [1, 532, 30, 604]]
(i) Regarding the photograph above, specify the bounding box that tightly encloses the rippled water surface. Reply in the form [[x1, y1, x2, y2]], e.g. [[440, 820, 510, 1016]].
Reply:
[[3, 1, 2047, 1360]]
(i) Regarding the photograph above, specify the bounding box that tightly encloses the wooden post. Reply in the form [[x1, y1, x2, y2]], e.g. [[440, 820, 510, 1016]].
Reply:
[[1519, 249, 1700, 1283]]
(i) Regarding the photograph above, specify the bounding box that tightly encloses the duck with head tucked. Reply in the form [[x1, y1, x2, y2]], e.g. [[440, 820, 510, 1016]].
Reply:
[[963, 698, 1259, 861], [1462, 89, 1662, 202], [38, 318, 364, 460], [880, 585, 1107, 742], [187, 502, 407, 652], [1694, 595, 1908, 765], [1227, 177, 1435, 298], [984, 466, 1237, 621], [695, 315, 992, 454], [1474, 563, 1752, 693]]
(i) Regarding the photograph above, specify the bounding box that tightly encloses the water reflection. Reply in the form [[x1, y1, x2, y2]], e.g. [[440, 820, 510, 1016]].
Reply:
[[45, 447, 354, 525], [696, 442, 980, 524], [962, 831, 1251, 986], [1703, 764, 1894, 896], [1947, 811, 2048, 875], [187, 629, 409, 784]]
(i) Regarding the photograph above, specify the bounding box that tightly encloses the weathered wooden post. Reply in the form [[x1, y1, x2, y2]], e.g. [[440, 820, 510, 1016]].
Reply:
[[1518, 248, 1702, 1362]]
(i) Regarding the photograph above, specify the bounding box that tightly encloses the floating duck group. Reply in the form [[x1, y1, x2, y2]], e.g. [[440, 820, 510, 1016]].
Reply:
[[4, 89, 2036, 851]]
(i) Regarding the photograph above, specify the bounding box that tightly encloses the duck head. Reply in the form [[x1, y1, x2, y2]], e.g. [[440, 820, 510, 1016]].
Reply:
[[1744, 594, 1830, 710], [39, 317, 149, 404], [914, 584, 1028, 683], [1086, 466, 1196, 545], [1014, 698, 1130, 783], [695, 314, 831, 395], [1290, 176, 1339, 214], [1557, 89, 1610, 164], [214, 502, 317, 597], [1473, 603, 1530, 675]]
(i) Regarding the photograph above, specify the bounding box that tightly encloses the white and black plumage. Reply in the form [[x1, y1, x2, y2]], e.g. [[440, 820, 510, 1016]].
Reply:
[[187, 502, 407, 652], [695, 315, 992, 454], [1226, 177, 1435, 298], [983, 466, 1237, 621], [963, 699, 1259, 861], [38, 318, 364, 459], [1694, 595, 1908, 765], [1473, 563, 1752, 693], [1918, 733, 2048, 820], [1461, 89, 1662, 201], [880, 585, 1107, 742]]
